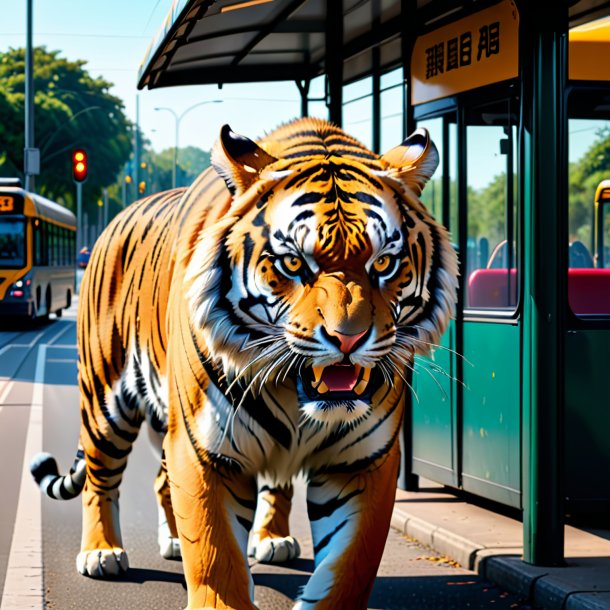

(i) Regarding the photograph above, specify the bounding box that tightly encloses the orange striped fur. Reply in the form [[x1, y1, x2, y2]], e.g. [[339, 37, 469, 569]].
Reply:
[[32, 118, 458, 609]]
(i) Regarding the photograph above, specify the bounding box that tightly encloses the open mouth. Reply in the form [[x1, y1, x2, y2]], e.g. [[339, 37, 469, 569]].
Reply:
[[300, 364, 380, 401]]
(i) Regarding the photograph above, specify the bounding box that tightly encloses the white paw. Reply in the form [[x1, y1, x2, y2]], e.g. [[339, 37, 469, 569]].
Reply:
[[159, 535, 181, 559], [250, 535, 301, 563], [76, 548, 129, 578], [158, 519, 182, 559]]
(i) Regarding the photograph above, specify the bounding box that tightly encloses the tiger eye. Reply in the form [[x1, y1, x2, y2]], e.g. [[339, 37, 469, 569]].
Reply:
[[283, 255, 302, 273], [373, 255, 391, 274]]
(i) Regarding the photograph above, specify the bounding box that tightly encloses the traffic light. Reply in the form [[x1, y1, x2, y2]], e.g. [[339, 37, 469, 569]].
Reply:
[[72, 149, 88, 182]]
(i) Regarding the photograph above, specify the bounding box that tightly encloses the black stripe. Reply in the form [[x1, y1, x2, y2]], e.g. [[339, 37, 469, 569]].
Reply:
[[307, 488, 362, 521], [313, 419, 401, 475], [340, 392, 403, 453], [291, 192, 326, 207], [241, 396, 292, 451], [313, 519, 348, 556]]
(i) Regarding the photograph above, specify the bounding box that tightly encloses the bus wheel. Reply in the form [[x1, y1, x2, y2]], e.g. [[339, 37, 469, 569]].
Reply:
[[66, 289, 72, 309], [44, 287, 51, 321]]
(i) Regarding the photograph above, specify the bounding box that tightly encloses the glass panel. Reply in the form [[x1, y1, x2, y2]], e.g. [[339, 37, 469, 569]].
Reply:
[[308, 75, 328, 120], [449, 120, 458, 242], [380, 82, 403, 152], [343, 95, 373, 150], [380, 67, 403, 90], [567, 88, 610, 315], [465, 100, 518, 311], [343, 76, 372, 103], [0, 219, 26, 268], [416, 117, 444, 222]]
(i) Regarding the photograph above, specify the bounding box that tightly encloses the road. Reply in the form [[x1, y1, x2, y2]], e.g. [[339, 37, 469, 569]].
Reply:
[[0, 301, 531, 610]]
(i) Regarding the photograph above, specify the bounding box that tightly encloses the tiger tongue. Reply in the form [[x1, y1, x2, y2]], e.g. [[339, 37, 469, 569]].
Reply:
[[321, 365, 359, 392]]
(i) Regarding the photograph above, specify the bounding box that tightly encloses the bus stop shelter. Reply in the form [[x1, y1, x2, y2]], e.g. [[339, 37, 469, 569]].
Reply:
[[139, 0, 610, 567]]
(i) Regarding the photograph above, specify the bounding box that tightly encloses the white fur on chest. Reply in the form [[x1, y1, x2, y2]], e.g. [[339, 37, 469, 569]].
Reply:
[[195, 380, 403, 484]]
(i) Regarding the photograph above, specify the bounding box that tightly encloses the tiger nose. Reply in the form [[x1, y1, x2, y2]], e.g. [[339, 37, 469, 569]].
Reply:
[[326, 328, 369, 354]]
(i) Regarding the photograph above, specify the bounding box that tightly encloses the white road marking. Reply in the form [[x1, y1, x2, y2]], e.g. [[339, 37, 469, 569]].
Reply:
[[0, 325, 73, 415], [0, 344, 46, 610]]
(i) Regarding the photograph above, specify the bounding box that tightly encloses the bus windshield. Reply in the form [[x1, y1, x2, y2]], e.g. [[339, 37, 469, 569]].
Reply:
[[0, 218, 26, 268]]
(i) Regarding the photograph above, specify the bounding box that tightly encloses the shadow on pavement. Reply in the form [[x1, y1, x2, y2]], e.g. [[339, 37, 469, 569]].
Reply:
[[117, 567, 186, 587]]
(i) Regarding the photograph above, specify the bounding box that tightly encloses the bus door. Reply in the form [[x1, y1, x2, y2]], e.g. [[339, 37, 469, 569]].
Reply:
[[411, 111, 460, 487], [564, 86, 610, 511], [460, 97, 521, 508]]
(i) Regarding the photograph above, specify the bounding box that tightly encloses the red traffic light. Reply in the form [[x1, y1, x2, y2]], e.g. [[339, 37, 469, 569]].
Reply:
[[72, 149, 88, 182]]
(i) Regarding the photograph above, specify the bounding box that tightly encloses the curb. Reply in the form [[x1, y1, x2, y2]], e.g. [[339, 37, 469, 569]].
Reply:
[[390, 507, 610, 610]]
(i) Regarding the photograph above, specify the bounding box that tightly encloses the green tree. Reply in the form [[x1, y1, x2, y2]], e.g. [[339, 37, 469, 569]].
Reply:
[[0, 47, 132, 218], [140, 146, 211, 193], [568, 127, 610, 246]]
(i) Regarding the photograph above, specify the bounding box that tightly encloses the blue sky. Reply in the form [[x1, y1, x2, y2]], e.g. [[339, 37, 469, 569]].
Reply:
[[1, 0, 306, 154], [1, 1, 605, 171]]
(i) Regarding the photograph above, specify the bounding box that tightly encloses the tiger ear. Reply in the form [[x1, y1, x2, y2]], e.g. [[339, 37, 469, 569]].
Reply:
[[211, 124, 278, 196], [379, 128, 439, 196]]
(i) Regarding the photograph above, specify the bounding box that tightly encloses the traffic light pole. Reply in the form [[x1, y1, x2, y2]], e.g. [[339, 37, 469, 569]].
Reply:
[[76, 181, 83, 252], [24, 0, 39, 192]]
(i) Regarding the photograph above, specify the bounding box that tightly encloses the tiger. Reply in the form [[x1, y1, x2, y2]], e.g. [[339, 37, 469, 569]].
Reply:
[[31, 117, 458, 610]]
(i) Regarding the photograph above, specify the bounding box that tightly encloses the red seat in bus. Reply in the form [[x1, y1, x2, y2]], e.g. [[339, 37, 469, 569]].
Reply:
[[468, 267, 610, 314], [568, 268, 610, 315], [468, 268, 518, 308]]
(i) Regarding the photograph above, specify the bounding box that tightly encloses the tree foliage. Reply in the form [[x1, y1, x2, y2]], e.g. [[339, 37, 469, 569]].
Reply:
[[568, 127, 610, 245], [0, 47, 132, 217]]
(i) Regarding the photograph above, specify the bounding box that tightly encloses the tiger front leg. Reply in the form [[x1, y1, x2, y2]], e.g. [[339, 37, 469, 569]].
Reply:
[[77, 417, 140, 578], [154, 456, 181, 559], [249, 480, 300, 563], [295, 441, 400, 610], [166, 411, 258, 610]]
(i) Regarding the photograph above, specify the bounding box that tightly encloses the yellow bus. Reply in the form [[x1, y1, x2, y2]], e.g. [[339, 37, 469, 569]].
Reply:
[[0, 178, 76, 320]]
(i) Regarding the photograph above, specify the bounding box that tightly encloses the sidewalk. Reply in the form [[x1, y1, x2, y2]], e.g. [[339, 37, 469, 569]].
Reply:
[[391, 479, 610, 609]]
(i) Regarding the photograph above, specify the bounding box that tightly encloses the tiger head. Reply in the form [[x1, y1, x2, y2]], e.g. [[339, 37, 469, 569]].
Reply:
[[187, 119, 458, 425]]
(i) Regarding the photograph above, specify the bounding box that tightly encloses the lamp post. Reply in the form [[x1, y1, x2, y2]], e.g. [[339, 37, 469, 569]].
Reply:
[[154, 100, 222, 188]]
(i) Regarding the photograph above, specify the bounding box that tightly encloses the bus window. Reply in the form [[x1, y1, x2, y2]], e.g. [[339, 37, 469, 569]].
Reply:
[[465, 100, 518, 311], [568, 89, 610, 316], [0, 218, 25, 268]]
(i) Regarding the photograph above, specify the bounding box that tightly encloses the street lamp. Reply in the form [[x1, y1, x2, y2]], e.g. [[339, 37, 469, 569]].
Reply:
[[154, 100, 222, 189]]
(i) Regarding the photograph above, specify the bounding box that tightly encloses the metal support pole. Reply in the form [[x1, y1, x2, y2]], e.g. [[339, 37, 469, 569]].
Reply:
[[24, 0, 39, 192], [325, 0, 343, 126], [134, 95, 140, 195], [522, 4, 567, 566], [371, 0, 381, 153], [76, 181, 83, 252], [296, 80, 310, 118], [396, 0, 420, 493], [103, 188, 109, 229]]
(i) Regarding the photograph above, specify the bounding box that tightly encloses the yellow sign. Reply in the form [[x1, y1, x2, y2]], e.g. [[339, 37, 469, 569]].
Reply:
[[411, 0, 519, 106], [0, 196, 14, 212], [569, 17, 610, 81]]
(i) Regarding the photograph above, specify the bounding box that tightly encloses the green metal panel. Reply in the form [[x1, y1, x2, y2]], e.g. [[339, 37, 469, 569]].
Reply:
[[521, 9, 567, 566], [462, 321, 521, 507], [564, 329, 610, 509], [412, 321, 457, 486]]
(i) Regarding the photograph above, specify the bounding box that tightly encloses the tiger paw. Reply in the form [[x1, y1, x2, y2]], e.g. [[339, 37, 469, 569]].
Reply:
[[159, 535, 181, 559], [76, 548, 129, 578], [249, 535, 301, 563], [158, 519, 181, 559]]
